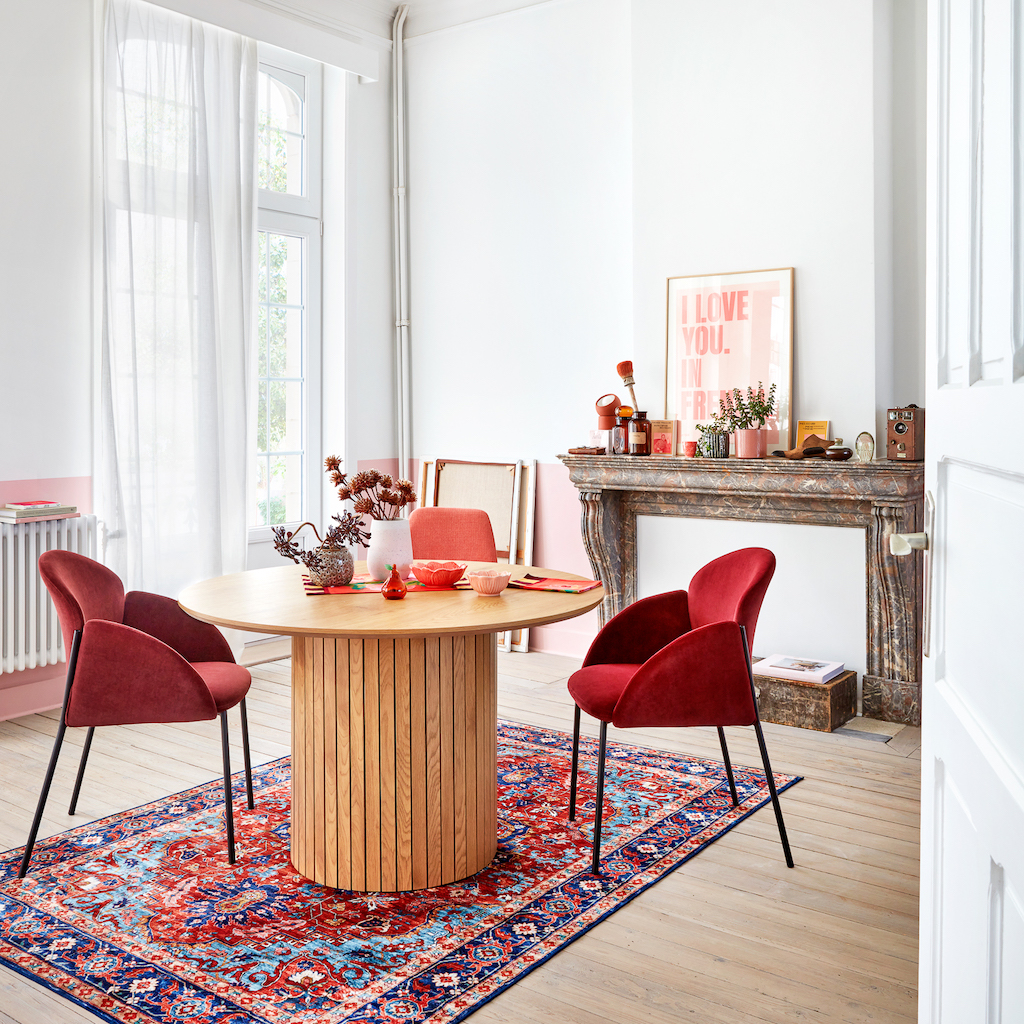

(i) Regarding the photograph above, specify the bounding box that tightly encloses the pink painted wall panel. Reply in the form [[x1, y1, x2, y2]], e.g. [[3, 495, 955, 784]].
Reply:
[[0, 664, 65, 718], [0, 476, 92, 511], [531, 461, 597, 659], [0, 476, 90, 717]]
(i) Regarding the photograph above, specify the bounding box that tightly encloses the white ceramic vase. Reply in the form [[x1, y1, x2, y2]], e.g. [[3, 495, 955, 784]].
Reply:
[[366, 518, 413, 581]]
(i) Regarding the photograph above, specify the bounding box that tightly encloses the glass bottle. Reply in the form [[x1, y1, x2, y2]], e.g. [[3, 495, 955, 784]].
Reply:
[[381, 564, 408, 600], [612, 406, 633, 455], [629, 411, 651, 456]]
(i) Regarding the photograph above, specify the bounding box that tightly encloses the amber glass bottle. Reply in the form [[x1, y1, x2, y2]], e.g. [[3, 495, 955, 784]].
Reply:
[[629, 411, 651, 455]]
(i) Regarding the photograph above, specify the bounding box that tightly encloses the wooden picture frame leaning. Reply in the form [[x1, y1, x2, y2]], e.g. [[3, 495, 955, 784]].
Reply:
[[665, 267, 794, 455]]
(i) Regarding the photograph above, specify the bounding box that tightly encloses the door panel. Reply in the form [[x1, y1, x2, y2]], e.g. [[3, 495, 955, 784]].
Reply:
[[923, 0, 1024, 1019]]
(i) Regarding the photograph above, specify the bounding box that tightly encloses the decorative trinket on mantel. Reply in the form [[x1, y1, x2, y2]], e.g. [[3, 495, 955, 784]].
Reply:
[[856, 431, 875, 462], [825, 439, 854, 461]]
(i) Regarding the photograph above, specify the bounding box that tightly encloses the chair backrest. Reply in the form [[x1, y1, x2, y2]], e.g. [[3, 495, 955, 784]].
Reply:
[[38, 550, 125, 656], [686, 547, 776, 649], [409, 507, 498, 562]]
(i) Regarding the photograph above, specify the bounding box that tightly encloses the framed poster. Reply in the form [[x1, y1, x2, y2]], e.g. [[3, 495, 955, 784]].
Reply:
[[665, 268, 794, 454]]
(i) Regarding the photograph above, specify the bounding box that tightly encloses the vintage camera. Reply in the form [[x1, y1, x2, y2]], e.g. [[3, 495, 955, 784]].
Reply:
[[887, 406, 924, 461]]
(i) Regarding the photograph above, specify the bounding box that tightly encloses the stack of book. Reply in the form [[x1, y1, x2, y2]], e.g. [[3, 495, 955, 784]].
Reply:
[[0, 501, 80, 525]]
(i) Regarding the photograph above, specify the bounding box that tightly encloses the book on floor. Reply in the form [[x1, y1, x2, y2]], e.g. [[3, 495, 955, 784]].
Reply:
[[753, 654, 845, 685]]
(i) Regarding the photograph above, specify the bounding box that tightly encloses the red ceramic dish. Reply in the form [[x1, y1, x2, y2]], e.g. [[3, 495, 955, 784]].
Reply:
[[409, 560, 468, 589]]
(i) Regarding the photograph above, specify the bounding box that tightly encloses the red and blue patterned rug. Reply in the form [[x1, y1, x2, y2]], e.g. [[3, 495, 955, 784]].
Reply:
[[0, 721, 799, 1024]]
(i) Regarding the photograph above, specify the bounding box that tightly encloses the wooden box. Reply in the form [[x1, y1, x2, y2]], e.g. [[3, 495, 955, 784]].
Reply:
[[752, 668, 857, 732]]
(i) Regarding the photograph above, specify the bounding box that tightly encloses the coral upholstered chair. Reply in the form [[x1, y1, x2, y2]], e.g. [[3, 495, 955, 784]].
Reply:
[[18, 551, 254, 877], [409, 507, 498, 562], [566, 547, 794, 873]]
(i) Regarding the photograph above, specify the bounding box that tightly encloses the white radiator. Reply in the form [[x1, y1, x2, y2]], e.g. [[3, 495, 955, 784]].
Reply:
[[0, 516, 98, 674]]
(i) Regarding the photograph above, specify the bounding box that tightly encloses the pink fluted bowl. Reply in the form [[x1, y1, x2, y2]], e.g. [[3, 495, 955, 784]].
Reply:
[[409, 560, 467, 589], [468, 569, 512, 596]]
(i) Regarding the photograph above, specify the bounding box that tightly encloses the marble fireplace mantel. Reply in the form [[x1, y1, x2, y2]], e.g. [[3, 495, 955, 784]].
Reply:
[[558, 455, 925, 726]]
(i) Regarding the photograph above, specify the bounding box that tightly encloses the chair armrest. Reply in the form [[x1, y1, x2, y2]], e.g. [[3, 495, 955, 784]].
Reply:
[[583, 590, 691, 667], [124, 591, 235, 663], [66, 619, 218, 727], [611, 621, 757, 729]]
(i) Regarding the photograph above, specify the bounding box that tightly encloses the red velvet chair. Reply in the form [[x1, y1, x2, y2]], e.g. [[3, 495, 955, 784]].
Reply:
[[567, 547, 793, 873], [18, 551, 254, 877], [409, 507, 498, 562]]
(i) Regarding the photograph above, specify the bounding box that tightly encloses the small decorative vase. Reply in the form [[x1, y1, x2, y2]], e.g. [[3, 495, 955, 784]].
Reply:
[[700, 432, 730, 459], [303, 544, 354, 588], [734, 428, 766, 459], [366, 518, 413, 581], [381, 564, 408, 600]]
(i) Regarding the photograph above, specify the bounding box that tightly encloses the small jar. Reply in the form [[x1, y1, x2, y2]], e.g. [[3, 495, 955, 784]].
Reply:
[[612, 406, 633, 455], [629, 411, 651, 456]]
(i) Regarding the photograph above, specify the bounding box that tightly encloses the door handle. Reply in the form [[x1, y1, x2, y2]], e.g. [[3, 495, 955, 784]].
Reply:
[[888, 492, 935, 658], [889, 532, 928, 555]]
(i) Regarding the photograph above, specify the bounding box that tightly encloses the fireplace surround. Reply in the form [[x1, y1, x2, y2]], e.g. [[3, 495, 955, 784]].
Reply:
[[558, 455, 925, 726]]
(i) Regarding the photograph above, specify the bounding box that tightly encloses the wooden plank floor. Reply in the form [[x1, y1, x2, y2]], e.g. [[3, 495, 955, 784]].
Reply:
[[0, 652, 920, 1024]]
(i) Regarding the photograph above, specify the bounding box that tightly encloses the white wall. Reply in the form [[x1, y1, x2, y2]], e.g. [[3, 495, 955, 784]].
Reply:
[[404, 0, 634, 464], [0, 0, 94, 483]]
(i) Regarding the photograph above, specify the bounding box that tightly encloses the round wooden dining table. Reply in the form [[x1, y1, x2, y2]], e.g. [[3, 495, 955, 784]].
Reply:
[[178, 562, 603, 892]]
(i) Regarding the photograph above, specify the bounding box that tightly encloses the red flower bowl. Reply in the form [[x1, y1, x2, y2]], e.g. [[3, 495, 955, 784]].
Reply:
[[409, 560, 468, 589]]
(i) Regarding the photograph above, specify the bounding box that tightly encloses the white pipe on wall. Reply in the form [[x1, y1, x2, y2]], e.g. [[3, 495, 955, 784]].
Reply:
[[391, 4, 411, 483]]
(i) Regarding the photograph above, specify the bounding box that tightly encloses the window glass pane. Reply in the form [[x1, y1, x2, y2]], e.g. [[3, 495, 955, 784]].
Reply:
[[267, 233, 302, 305], [268, 307, 302, 378], [257, 231, 267, 301], [267, 380, 303, 452], [257, 305, 268, 378], [258, 68, 304, 196], [269, 454, 302, 525], [256, 380, 269, 454], [254, 456, 269, 527], [254, 227, 304, 527]]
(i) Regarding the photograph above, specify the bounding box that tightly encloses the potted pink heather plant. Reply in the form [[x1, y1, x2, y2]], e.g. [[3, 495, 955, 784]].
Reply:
[[720, 382, 777, 458]]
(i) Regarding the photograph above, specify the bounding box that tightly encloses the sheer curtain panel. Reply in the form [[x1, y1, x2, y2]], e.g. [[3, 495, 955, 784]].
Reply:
[[99, 0, 257, 597]]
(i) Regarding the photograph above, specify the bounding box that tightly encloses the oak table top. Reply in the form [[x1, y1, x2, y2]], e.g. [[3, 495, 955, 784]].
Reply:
[[178, 562, 604, 638]]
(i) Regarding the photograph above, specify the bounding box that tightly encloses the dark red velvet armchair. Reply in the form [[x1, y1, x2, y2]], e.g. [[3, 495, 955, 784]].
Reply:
[[409, 507, 497, 562], [18, 551, 254, 877], [566, 547, 794, 873]]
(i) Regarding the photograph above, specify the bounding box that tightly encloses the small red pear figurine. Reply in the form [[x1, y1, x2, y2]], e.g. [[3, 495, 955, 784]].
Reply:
[[381, 564, 407, 600]]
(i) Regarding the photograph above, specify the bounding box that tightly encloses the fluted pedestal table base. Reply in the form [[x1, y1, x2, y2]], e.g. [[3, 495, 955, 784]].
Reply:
[[290, 632, 498, 892]]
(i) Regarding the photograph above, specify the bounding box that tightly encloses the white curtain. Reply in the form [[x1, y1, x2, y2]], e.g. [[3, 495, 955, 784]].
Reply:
[[98, 0, 257, 597]]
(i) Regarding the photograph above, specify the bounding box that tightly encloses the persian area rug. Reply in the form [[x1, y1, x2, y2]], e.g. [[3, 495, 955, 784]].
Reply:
[[0, 721, 799, 1024]]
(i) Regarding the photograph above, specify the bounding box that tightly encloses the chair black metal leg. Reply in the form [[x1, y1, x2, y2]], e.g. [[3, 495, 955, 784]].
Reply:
[[239, 699, 254, 810], [19, 629, 82, 878], [591, 722, 608, 874], [739, 624, 794, 868], [68, 726, 95, 815], [717, 726, 740, 807], [19, 720, 68, 879], [569, 704, 581, 821], [219, 712, 236, 865], [753, 718, 794, 868]]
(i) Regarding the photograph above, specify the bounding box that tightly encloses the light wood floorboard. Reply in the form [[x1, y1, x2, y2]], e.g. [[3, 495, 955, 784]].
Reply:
[[0, 651, 919, 1023]]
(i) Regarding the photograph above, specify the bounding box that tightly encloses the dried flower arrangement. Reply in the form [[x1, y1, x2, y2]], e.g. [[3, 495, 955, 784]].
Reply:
[[326, 455, 416, 521], [271, 456, 413, 586]]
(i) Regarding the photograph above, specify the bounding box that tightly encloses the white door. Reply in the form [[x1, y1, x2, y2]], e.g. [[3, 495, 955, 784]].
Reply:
[[919, 0, 1024, 1019]]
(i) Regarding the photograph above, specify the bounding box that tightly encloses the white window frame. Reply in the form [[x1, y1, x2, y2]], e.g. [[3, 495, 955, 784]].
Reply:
[[248, 44, 323, 549]]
